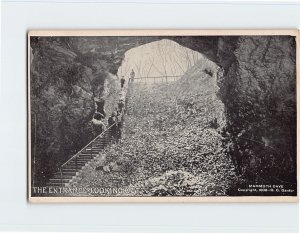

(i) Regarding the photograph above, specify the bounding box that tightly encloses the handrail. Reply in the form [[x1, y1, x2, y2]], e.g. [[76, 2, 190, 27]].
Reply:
[[61, 122, 117, 168], [134, 75, 181, 79], [58, 85, 130, 187]]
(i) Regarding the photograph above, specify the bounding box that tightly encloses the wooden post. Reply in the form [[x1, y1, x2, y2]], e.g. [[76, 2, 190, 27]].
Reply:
[[75, 155, 78, 171], [90, 141, 93, 159], [60, 167, 63, 187]]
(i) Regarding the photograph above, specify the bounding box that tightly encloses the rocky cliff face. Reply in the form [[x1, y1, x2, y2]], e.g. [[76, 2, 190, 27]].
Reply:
[[218, 36, 296, 193], [30, 37, 125, 185], [30, 35, 296, 190]]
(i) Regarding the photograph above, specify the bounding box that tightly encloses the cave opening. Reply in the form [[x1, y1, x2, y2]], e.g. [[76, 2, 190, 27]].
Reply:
[[117, 39, 207, 84]]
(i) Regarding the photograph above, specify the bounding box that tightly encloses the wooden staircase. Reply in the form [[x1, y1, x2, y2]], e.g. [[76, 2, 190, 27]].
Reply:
[[47, 125, 115, 187]]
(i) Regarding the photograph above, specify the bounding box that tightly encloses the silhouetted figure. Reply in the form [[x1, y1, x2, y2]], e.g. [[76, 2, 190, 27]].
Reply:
[[119, 89, 126, 100], [129, 69, 135, 83], [115, 111, 122, 141], [121, 76, 125, 88], [94, 97, 106, 118], [118, 91, 125, 113], [116, 110, 123, 128], [92, 112, 104, 135], [118, 100, 125, 113], [108, 112, 118, 140], [108, 113, 115, 127]]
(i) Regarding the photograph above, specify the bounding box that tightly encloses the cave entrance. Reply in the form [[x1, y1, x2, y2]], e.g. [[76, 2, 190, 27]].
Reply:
[[117, 39, 205, 84]]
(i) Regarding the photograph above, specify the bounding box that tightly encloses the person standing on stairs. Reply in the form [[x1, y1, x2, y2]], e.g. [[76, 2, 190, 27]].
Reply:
[[108, 111, 118, 141], [121, 76, 126, 89], [118, 88, 126, 113], [116, 110, 123, 142], [118, 99, 124, 113], [94, 93, 106, 118], [92, 112, 104, 135], [92, 94, 106, 135], [129, 69, 135, 83], [118, 90, 125, 114]]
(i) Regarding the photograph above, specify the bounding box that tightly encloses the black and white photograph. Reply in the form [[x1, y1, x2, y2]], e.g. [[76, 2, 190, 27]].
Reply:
[[28, 30, 298, 201]]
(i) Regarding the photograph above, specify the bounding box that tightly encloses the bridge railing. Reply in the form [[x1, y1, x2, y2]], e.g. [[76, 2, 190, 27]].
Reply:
[[132, 75, 181, 84]]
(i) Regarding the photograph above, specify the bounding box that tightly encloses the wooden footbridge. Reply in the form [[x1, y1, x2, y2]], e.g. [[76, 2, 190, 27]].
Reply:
[[131, 75, 181, 83]]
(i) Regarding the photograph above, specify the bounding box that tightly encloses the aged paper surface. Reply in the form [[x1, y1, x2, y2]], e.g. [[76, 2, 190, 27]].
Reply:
[[28, 30, 299, 202]]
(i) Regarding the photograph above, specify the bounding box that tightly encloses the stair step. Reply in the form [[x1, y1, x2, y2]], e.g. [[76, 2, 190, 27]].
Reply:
[[85, 147, 103, 150], [67, 162, 88, 166], [71, 161, 90, 164], [81, 153, 100, 156], [60, 171, 77, 175], [69, 159, 90, 162], [83, 149, 102, 153], [80, 153, 100, 156], [69, 157, 91, 161], [49, 177, 70, 181], [84, 149, 102, 152], [63, 166, 84, 170], [64, 163, 85, 167], [53, 174, 74, 179], [68, 157, 90, 161], [85, 149, 103, 152], [80, 151, 100, 157], [81, 151, 99, 154], [65, 160, 88, 163], [92, 143, 107, 146], [77, 156, 93, 160], [90, 144, 105, 147], [83, 148, 102, 151], [62, 168, 76, 171], [46, 122, 122, 186], [49, 178, 70, 182], [83, 151, 102, 154], [47, 183, 67, 187], [78, 153, 94, 157]]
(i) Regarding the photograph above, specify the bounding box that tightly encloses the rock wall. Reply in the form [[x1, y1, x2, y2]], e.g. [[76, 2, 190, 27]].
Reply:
[[30, 37, 124, 185], [217, 36, 296, 193]]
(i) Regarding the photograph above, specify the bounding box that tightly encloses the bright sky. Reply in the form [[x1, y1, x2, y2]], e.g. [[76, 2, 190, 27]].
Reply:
[[117, 39, 205, 83]]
